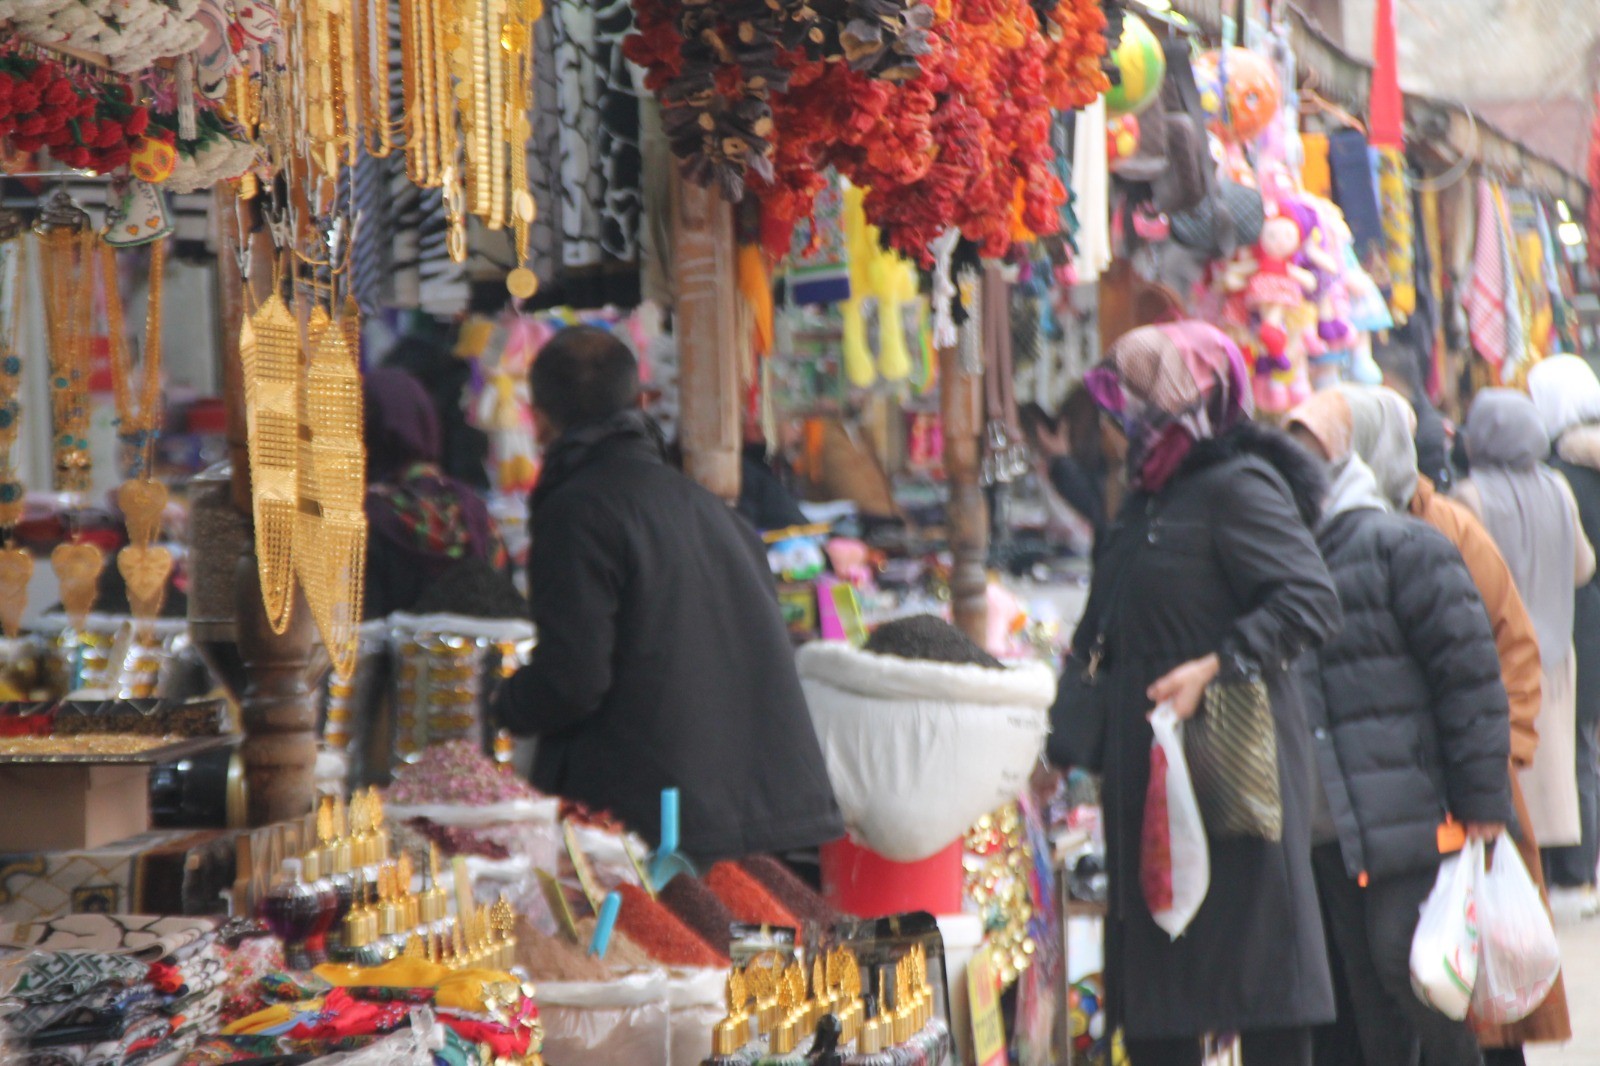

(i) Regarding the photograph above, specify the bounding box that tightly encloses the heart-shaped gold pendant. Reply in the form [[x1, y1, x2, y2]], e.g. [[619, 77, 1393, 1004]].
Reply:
[[117, 479, 169, 547], [51, 541, 104, 628], [0, 547, 33, 637], [118, 544, 173, 621]]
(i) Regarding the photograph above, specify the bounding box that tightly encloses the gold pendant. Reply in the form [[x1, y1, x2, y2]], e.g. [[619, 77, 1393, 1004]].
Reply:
[[0, 547, 32, 637], [118, 544, 173, 621], [51, 541, 104, 629], [117, 479, 169, 547], [506, 267, 537, 300]]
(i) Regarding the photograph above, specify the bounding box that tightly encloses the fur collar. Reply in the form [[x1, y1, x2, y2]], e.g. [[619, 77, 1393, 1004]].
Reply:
[[1173, 421, 1327, 527], [1558, 424, 1600, 471]]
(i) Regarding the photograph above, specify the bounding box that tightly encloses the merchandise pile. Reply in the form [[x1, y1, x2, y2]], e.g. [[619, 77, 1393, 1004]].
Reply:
[[0, 915, 225, 1066]]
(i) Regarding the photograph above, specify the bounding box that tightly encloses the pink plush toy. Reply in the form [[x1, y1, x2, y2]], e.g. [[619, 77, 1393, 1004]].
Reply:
[[1226, 212, 1317, 411]]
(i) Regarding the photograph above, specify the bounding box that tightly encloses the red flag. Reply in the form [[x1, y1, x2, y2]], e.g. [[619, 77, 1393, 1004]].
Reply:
[[1369, 0, 1404, 149]]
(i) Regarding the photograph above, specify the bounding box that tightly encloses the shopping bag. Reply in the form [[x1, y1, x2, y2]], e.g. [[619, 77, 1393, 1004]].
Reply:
[[1140, 704, 1210, 938], [1471, 837, 1561, 1025], [1409, 839, 1482, 1020]]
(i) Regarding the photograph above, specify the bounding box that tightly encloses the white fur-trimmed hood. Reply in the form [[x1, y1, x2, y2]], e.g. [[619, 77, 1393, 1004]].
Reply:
[[795, 641, 1056, 709]]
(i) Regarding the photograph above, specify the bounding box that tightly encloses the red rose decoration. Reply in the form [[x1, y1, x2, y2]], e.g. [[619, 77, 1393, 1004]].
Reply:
[[10, 133, 43, 152], [12, 85, 40, 113], [125, 108, 149, 136], [97, 122, 124, 148], [61, 146, 91, 168], [44, 79, 75, 107], [16, 114, 46, 137]]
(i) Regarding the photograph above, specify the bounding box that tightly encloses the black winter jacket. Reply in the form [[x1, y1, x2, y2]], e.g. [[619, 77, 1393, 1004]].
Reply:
[[1300, 506, 1513, 882], [494, 414, 844, 861]]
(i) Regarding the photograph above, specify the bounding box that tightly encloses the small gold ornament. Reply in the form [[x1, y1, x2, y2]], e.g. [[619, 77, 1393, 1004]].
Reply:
[[506, 267, 537, 300], [0, 547, 33, 637], [117, 479, 169, 548], [51, 541, 104, 629], [118, 544, 173, 620]]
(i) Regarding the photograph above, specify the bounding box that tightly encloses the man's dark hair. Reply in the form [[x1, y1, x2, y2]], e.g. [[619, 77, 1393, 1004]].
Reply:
[[530, 325, 640, 429], [1372, 339, 1426, 399]]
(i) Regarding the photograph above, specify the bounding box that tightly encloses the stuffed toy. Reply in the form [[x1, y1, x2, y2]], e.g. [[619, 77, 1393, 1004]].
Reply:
[[1225, 212, 1316, 411], [841, 182, 918, 387]]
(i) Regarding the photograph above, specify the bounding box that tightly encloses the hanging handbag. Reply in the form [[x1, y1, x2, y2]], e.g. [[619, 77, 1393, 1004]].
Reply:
[[1047, 551, 1134, 774], [1182, 675, 1283, 841]]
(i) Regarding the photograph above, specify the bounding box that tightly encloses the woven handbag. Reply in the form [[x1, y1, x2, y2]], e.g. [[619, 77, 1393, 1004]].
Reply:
[[1183, 678, 1283, 841]]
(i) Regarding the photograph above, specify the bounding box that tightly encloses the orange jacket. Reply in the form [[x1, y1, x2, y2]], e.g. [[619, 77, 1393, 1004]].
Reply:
[[1411, 476, 1543, 768]]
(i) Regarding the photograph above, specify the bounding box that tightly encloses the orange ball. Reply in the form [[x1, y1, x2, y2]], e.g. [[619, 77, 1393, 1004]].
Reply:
[[1195, 48, 1282, 143]]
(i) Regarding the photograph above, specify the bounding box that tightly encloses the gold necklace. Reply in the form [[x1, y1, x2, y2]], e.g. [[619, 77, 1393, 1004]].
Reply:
[[101, 240, 166, 477], [38, 225, 96, 495], [297, 297, 366, 679], [242, 271, 304, 635], [0, 236, 28, 638], [505, 0, 540, 299]]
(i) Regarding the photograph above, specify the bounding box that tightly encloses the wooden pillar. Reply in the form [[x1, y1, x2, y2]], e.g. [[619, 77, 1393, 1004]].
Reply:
[[941, 342, 988, 646], [671, 173, 743, 501], [211, 187, 320, 826]]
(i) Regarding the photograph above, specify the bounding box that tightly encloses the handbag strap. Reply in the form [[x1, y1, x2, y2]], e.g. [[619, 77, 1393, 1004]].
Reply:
[[1070, 503, 1149, 672]]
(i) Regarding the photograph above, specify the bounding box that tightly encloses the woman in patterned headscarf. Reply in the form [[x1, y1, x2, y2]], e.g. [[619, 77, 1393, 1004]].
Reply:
[[1050, 322, 1342, 1066]]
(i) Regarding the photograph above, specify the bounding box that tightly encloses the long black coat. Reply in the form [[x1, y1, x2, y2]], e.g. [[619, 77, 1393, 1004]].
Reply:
[[1054, 424, 1342, 1040], [495, 419, 844, 861], [1551, 454, 1600, 719], [1299, 507, 1513, 883]]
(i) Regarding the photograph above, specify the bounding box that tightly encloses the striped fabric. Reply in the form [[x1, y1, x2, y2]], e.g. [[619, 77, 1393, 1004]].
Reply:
[[1466, 178, 1524, 383]]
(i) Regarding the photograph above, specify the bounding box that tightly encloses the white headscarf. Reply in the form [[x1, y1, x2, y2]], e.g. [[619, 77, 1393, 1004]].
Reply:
[[1342, 385, 1419, 510], [1527, 354, 1600, 442]]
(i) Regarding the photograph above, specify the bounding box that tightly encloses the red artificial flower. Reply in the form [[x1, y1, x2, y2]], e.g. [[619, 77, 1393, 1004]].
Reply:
[[10, 133, 43, 151], [97, 122, 124, 148], [59, 146, 91, 168], [77, 117, 99, 143], [125, 108, 149, 136], [11, 85, 40, 113], [0, 117, 14, 137], [26, 64, 53, 91], [15, 114, 46, 137], [44, 78, 75, 107]]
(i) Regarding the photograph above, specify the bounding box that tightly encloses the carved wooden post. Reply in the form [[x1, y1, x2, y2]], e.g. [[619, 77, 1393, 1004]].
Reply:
[[941, 341, 988, 646], [671, 173, 743, 501], [209, 187, 320, 825]]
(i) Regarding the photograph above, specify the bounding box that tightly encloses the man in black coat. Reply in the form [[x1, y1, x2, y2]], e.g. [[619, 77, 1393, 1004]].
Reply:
[[1287, 414, 1511, 1066], [493, 327, 843, 863]]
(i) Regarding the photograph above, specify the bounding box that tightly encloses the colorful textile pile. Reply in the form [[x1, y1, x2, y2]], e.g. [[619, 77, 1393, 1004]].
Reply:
[[0, 915, 225, 1066], [220, 958, 540, 1061]]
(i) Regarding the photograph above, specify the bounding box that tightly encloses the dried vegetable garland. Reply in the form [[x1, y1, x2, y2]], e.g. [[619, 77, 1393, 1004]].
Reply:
[[626, 0, 1107, 261]]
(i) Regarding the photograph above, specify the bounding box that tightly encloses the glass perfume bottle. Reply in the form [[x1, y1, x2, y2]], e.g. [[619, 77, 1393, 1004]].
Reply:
[[322, 841, 356, 954], [259, 858, 324, 971]]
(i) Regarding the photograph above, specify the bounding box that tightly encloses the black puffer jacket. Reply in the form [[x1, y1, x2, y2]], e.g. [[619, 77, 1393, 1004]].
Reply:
[[1300, 505, 1513, 882]]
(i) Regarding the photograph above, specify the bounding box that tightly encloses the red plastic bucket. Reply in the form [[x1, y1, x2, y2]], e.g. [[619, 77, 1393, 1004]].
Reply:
[[820, 836, 965, 918]]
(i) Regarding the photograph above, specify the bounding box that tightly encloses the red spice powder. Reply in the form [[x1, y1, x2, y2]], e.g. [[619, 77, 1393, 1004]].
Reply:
[[738, 855, 839, 929], [615, 882, 729, 968], [706, 862, 801, 929]]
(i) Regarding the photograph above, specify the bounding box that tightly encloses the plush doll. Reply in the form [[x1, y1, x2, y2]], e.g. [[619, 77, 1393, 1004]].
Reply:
[[1225, 212, 1317, 410], [841, 182, 918, 387]]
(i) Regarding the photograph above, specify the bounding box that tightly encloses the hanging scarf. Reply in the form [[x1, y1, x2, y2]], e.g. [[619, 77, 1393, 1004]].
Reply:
[[1084, 321, 1252, 493], [1466, 180, 1525, 383]]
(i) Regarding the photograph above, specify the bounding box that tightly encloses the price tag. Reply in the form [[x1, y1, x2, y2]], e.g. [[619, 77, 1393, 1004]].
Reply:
[[968, 944, 1008, 1066]]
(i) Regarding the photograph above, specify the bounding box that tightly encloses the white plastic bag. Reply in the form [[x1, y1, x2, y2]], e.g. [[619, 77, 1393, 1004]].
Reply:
[[1471, 837, 1561, 1024], [665, 967, 730, 1066], [1409, 838, 1481, 1020], [1140, 704, 1209, 938]]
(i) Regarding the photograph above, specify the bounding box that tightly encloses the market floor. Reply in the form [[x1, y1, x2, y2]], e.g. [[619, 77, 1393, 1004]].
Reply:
[[1527, 893, 1600, 1065]]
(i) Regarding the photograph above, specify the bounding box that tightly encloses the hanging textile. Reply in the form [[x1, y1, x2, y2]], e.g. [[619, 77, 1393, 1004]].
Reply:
[[1375, 148, 1415, 322], [1071, 97, 1112, 284], [1327, 129, 1383, 268], [1300, 132, 1331, 198], [1466, 179, 1525, 384], [1419, 188, 1446, 397]]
